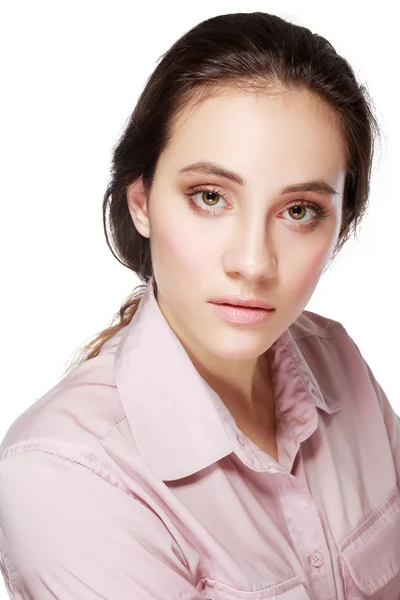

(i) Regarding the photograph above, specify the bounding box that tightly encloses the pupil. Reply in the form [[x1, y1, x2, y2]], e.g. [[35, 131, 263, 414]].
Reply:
[[204, 191, 218, 204], [291, 205, 304, 219]]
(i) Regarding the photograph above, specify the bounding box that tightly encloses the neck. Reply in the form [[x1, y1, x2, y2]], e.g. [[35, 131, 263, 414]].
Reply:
[[194, 352, 274, 418]]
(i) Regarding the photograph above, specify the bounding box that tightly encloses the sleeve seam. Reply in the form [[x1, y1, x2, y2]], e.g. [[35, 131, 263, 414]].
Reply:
[[0, 446, 193, 576], [0, 538, 15, 598], [1, 445, 133, 495]]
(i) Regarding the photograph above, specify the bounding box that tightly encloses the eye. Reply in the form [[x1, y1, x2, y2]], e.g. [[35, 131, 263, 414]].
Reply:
[[284, 202, 319, 223], [282, 201, 330, 229], [183, 186, 228, 216], [183, 185, 331, 229]]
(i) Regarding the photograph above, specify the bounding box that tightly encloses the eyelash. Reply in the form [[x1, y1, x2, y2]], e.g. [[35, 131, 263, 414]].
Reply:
[[183, 185, 330, 230]]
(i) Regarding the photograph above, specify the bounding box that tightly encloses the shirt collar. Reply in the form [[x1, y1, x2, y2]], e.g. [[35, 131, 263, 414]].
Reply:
[[113, 276, 341, 481]]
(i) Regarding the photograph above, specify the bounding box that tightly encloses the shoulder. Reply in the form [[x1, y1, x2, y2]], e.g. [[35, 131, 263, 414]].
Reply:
[[288, 308, 363, 370], [287, 309, 367, 393], [288, 309, 384, 412], [0, 330, 127, 462], [288, 308, 346, 341], [287, 308, 360, 366]]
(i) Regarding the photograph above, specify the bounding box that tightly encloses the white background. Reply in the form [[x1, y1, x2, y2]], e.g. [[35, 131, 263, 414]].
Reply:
[[0, 2, 398, 596]]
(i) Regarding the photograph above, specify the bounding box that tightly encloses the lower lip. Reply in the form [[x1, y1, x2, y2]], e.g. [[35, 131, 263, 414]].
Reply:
[[208, 302, 275, 325]]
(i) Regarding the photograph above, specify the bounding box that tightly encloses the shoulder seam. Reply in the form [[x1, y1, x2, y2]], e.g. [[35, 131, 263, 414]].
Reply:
[[0, 446, 192, 574], [0, 412, 128, 466], [290, 324, 346, 341], [0, 444, 133, 495]]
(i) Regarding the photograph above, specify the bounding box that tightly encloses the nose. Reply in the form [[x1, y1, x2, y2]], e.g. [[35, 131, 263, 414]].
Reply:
[[222, 218, 278, 284]]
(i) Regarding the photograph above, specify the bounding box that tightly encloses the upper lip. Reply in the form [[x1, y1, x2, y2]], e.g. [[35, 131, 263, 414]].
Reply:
[[209, 295, 275, 310]]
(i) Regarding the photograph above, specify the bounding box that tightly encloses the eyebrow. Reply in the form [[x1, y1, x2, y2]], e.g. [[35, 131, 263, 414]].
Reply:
[[178, 161, 339, 196]]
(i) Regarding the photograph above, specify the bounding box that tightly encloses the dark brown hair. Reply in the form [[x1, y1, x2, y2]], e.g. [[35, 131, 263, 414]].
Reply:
[[61, 11, 381, 378]]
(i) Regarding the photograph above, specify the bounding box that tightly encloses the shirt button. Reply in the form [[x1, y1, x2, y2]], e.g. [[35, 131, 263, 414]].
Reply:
[[308, 551, 324, 568], [237, 437, 244, 446]]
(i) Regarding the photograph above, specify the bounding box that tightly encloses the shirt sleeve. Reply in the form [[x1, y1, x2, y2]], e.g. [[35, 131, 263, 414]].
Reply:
[[366, 363, 400, 484], [344, 332, 400, 485], [0, 447, 203, 599]]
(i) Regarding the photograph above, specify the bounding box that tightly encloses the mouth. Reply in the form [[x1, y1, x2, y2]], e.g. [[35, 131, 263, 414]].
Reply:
[[208, 296, 275, 310], [208, 301, 276, 325], [214, 303, 273, 310]]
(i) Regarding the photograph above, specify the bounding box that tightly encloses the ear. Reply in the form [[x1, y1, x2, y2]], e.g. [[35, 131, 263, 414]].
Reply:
[[126, 177, 150, 239]]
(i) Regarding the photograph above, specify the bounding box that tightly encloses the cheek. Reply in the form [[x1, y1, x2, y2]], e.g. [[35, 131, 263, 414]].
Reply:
[[150, 216, 208, 280], [289, 244, 331, 295]]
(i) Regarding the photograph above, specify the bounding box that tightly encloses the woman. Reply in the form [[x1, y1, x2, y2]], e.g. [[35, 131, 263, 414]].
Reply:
[[0, 10, 399, 600]]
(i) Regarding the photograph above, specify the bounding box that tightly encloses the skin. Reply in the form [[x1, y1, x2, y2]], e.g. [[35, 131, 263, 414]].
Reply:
[[126, 87, 346, 449]]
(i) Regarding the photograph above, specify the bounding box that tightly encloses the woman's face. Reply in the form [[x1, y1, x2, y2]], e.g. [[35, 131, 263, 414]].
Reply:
[[127, 88, 346, 374]]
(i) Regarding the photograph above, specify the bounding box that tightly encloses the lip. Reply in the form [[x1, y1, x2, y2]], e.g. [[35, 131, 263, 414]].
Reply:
[[209, 302, 275, 325], [208, 295, 275, 310]]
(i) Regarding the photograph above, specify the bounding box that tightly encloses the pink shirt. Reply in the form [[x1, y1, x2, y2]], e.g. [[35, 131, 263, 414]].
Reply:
[[0, 277, 399, 600]]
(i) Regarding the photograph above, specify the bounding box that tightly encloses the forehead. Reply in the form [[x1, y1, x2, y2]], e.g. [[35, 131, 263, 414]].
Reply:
[[160, 89, 347, 191]]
